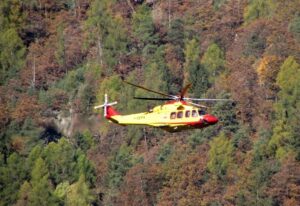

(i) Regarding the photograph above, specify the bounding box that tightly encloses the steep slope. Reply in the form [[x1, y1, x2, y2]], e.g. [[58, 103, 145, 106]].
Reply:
[[0, 0, 299, 205]]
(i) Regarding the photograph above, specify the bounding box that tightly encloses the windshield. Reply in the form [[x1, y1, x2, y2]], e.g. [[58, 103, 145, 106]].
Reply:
[[198, 109, 206, 115]]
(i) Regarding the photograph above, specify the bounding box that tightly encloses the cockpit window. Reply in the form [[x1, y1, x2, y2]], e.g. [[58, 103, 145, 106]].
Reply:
[[192, 110, 198, 117], [198, 109, 206, 115], [185, 110, 190, 118]]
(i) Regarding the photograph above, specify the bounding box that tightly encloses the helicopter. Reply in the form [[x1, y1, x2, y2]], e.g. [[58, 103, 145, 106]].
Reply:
[[94, 81, 231, 132]]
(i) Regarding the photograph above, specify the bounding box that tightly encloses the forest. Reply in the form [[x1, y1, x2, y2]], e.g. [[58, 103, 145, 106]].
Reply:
[[0, 0, 299, 205]]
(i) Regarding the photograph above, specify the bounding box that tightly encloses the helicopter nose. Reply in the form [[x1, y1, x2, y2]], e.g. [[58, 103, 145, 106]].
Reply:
[[203, 114, 218, 124]]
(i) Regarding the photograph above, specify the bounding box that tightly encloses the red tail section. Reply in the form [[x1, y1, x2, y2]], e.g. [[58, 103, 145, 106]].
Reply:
[[106, 106, 119, 119]]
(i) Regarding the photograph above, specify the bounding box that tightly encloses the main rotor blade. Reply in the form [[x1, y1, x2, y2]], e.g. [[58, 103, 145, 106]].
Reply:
[[186, 101, 208, 108], [180, 83, 192, 99], [134, 97, 174, 101], [123, 80, 174, 98], [184, 97, 233, 102]]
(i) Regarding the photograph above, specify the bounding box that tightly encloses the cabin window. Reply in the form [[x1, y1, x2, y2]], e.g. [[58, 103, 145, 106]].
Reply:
[[177, 111, 183, 118], [170, 112, 176, 119], [185, 110, 190, 118], [198, 109, 206, 115], [192, 110, 198, 117]]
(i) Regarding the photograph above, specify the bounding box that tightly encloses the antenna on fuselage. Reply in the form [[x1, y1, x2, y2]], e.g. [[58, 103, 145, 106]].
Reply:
[[94, 94, 118, 117]]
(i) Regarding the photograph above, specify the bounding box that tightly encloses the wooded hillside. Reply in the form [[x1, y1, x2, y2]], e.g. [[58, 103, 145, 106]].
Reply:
[[0, 0, 300, 205]]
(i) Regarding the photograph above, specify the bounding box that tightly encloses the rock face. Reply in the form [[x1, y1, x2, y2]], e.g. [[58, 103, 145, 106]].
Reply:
[[52, 109, 100, 138], [55, 111, 74, 137]]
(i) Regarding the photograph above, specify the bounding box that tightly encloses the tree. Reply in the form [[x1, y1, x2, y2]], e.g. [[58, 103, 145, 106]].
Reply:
[[246, 160, 279, 206], [132, 3, 158, 56], [256, 55, 281, 92], [66, 175, 95, 206], [183, 39, 200, 85], [166, 18, 185, 63], [164, 19, 186, 93], [15, 181, 32, 206], [75, 151, 96, 186], [266, 156, 300, 205], [213, 0, 227, 10], [167, 19, 185, 48], [0, 153, 26, 205], [244, 0, 276, 23], [108, 144, 136, 188], [143, 52, 168, 99], [42, 138, 77, 185], [85, 0, 128, 72], [207, 133, 234, 179], [0, 0, 25, 30], [0, 28, 25, 85], [28, 158, 56, 206], [269, 56, 300, 160], [289, 15, 300, 42], [158, 144, 208, 205], [0, 0, 26, 85], [189, 63, 209, 97], [201, 43, 225, 84], [11, 95, 40, 124], [183, 39, 209, 96], [212, 92, 240, 133], [157, 143, 173, 163], [53, 181, 70, 203], [74, 130, 95, 152], [55, 23, 66, 69]]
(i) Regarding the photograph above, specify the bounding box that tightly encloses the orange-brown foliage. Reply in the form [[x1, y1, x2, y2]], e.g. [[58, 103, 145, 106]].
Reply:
[[266, 157, 300, 205], [158, 144, 209, 206], [117, 163, 164, 206], [11, 95, 40, 123]]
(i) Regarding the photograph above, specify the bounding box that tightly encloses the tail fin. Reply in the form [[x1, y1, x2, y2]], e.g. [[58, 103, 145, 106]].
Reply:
[[94, 94, 119, 119]]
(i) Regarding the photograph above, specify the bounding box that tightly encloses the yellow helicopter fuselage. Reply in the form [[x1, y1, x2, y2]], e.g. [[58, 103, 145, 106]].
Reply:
[[106, 101, 218, 132]]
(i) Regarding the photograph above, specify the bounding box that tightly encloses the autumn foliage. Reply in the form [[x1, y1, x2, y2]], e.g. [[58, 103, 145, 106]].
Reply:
[[0, 0, 299, 205]]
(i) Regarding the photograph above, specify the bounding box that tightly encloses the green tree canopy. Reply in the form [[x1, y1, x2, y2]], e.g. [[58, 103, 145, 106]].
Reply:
[[108, 144, 136, 188], [132, 3, 158, 56], [183, 39, 199, 84], [201, 43, 225, 83], [66, 174, 95, 206], [289, 15, 300, 42], [244, 0, 276, 23], [42, 138, 77, 184], [207, 133, 234, 179], [0, 153, 26, 205], [15, 181, 32, 206], [269, 56, 300, 160], [29, 158, 56, 206], [86, 0, 127, 72], [0, 0, 25, 30], [0, 28, 25, 85], [184, 39, 209, 97]]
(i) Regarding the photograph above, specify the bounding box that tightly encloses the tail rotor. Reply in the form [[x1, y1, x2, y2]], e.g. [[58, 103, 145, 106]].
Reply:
[[94, 94, 118, 117]]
